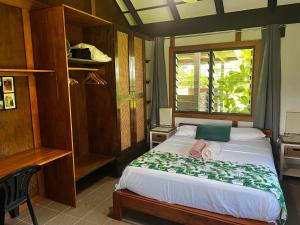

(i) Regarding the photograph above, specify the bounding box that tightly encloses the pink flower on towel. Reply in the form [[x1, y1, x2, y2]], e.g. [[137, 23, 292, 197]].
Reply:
[[188, 140, 206, 159]]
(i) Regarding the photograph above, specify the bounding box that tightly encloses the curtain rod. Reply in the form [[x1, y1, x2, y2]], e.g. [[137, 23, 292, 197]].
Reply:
[[164, 25, 285, 40]]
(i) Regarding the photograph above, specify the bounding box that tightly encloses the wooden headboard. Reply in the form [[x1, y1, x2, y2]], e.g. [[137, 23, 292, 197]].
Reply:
[[178, 122, 273, 139]]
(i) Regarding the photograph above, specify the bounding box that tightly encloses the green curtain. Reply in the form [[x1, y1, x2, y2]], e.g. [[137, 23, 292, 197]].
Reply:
[[150, 37, 168, 128], [254, 24, 281, 149]]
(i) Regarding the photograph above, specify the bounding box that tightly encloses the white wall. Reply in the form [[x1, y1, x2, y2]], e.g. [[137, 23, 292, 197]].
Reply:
[[280, 23, 300, 134]]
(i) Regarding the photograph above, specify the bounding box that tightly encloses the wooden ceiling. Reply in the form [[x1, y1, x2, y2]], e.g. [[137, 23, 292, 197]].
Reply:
[[114, 0, 300, 37]]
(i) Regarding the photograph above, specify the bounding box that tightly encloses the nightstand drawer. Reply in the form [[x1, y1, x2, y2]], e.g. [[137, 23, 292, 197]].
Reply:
[[152, 133, 167, 142], [285, 147, 300, 158]]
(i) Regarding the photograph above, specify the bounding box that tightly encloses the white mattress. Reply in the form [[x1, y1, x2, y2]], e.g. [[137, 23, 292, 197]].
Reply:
[[116, 136, 281, 223]]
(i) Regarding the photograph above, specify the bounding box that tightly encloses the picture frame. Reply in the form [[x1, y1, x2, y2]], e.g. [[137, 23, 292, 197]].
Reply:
[[4, 93, 16, 109], [2, 76, 14, 93], [0, 99, 3, 110], [0, 79, 3, 111]]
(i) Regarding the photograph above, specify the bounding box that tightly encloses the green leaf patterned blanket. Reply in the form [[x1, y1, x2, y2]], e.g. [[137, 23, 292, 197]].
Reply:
[[129, 151, 287, 225]]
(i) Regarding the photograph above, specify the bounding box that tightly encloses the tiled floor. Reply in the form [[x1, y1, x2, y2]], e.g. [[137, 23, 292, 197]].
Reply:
[[4, 176, 300, 225]]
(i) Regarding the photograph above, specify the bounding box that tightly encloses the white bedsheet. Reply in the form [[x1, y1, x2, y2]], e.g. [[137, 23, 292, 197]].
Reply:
[[116, 136, 281, 223]]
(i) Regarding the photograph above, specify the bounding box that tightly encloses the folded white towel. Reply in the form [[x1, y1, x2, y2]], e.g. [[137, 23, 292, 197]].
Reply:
[[201, 141, 221, 160], [71, 43, 112, 62]]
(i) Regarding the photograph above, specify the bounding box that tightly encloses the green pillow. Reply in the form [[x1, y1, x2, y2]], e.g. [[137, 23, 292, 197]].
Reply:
[[196, 125, 231, 142]]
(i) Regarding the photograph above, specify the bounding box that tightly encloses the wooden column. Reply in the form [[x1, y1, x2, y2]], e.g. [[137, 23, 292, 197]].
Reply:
[[169, 36, 175, 126], [235, 30, 242, 42], [22, 8, 44, 195], [91, 0, 96, 16]]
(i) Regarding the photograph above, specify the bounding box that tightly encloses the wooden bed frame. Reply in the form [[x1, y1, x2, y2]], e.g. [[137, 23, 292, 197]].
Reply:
[[113, 122, 274, 225]]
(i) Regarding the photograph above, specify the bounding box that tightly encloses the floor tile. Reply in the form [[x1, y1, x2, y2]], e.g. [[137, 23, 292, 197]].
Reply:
[[23, 205, 60, 224], [15, 221, 31, 225], [4, 218, 23, 225], [75, 220, 98, 225], [96, 197, 113, 216], [82, 209, 110, 224], [47, 201, 70, 212], [80, 190, 110, 208], [45, 213, 79, 225], [63, 201, 95, 218], [103, 218, 131, 225]]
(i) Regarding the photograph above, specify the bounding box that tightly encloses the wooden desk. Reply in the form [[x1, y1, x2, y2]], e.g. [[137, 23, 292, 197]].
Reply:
[[0, 148, 71, 178], [0, 148, 76, 207]]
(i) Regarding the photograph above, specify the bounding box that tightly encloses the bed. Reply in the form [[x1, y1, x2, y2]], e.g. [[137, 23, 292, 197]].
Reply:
[[113, 124, 283, 225]]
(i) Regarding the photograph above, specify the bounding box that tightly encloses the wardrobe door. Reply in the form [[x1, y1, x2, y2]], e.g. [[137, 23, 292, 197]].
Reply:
[[116, 31, 132, 151], [133, 36, 146, 143]]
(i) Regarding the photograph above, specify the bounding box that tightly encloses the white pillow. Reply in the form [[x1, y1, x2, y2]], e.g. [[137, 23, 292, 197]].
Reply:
[[230, 127, 265, 140], [175, 125, 197, 138]]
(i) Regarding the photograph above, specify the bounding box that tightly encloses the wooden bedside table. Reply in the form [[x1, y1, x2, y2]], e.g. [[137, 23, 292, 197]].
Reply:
[[280, 135, 300, 180], [150, 127, 177, 149]]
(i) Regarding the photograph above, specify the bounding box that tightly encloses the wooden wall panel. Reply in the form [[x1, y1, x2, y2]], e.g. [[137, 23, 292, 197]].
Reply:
[[40, 0, 90, 13], [95, 0, 128, 27], [39, 0, 128, 26], [117, 31, 129, 96], [69, 73, 89, 158], [0, 3, 26, 68], [65, 23, 83, 45], [120, 102, 131, 151], [84, 26, 118, 156], [134, 37, 144, 95], [134, 36, 145, 143], [31, 7, 73, 150], [0, 77, 34, 156], [136, 98, 145, 143]]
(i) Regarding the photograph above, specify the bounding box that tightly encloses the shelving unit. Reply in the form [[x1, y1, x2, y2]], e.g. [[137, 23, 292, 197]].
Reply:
[[75, 153, 114, 180]]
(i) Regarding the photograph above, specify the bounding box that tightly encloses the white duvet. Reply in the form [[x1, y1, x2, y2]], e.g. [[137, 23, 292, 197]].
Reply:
[[116, 136, 281, 223]]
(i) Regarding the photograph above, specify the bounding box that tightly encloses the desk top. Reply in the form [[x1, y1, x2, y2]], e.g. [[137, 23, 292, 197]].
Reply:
[[0, 147, 72, 178]]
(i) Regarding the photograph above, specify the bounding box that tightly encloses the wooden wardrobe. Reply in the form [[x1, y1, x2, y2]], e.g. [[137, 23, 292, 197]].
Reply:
[[30, 4, 147, 195], [114, 29, 147, 174]]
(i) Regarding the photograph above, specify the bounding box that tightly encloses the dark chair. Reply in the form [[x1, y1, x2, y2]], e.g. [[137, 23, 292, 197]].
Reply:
[[0, 165, 41, 225]]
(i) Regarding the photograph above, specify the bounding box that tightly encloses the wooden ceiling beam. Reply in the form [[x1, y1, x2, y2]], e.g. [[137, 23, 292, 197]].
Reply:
[[268, 0, 277, 9], [132, 3, 300, 37], [123, 0, 143, 25], [214, 0, 224, 15], [167, 0, 180, 21]]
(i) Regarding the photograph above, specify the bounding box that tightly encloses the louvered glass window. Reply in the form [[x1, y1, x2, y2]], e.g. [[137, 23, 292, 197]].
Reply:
[[175, 48, 254, 115]]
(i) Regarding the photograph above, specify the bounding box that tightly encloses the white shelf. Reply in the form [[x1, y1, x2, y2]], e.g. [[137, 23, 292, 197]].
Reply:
[[284, 156, 300, 160], [283, 164, 300, 177]]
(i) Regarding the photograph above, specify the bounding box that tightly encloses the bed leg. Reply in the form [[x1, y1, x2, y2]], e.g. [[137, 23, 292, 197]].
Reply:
[[113, 192, 122, 220]]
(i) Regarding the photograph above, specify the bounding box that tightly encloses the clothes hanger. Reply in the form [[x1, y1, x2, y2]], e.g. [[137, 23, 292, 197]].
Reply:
[[69, 77, 79, 86], [83, 72, 107, 86]]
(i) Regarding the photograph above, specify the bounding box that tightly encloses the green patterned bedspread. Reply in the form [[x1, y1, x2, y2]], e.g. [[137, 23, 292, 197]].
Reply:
[[129, 151, 287, 224]]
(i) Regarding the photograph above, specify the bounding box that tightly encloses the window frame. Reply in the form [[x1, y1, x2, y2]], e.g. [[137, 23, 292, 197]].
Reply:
[[169, 40, 261, 122]]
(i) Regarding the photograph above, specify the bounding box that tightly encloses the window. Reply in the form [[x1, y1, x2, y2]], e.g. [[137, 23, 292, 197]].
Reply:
[[173, 41, 260, 120]]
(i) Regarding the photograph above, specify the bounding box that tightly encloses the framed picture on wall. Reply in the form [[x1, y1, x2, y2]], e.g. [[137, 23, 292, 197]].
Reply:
[[4, 93, 16, 109], [2, 77, 14, 93], [0, 94, 3, 110]]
